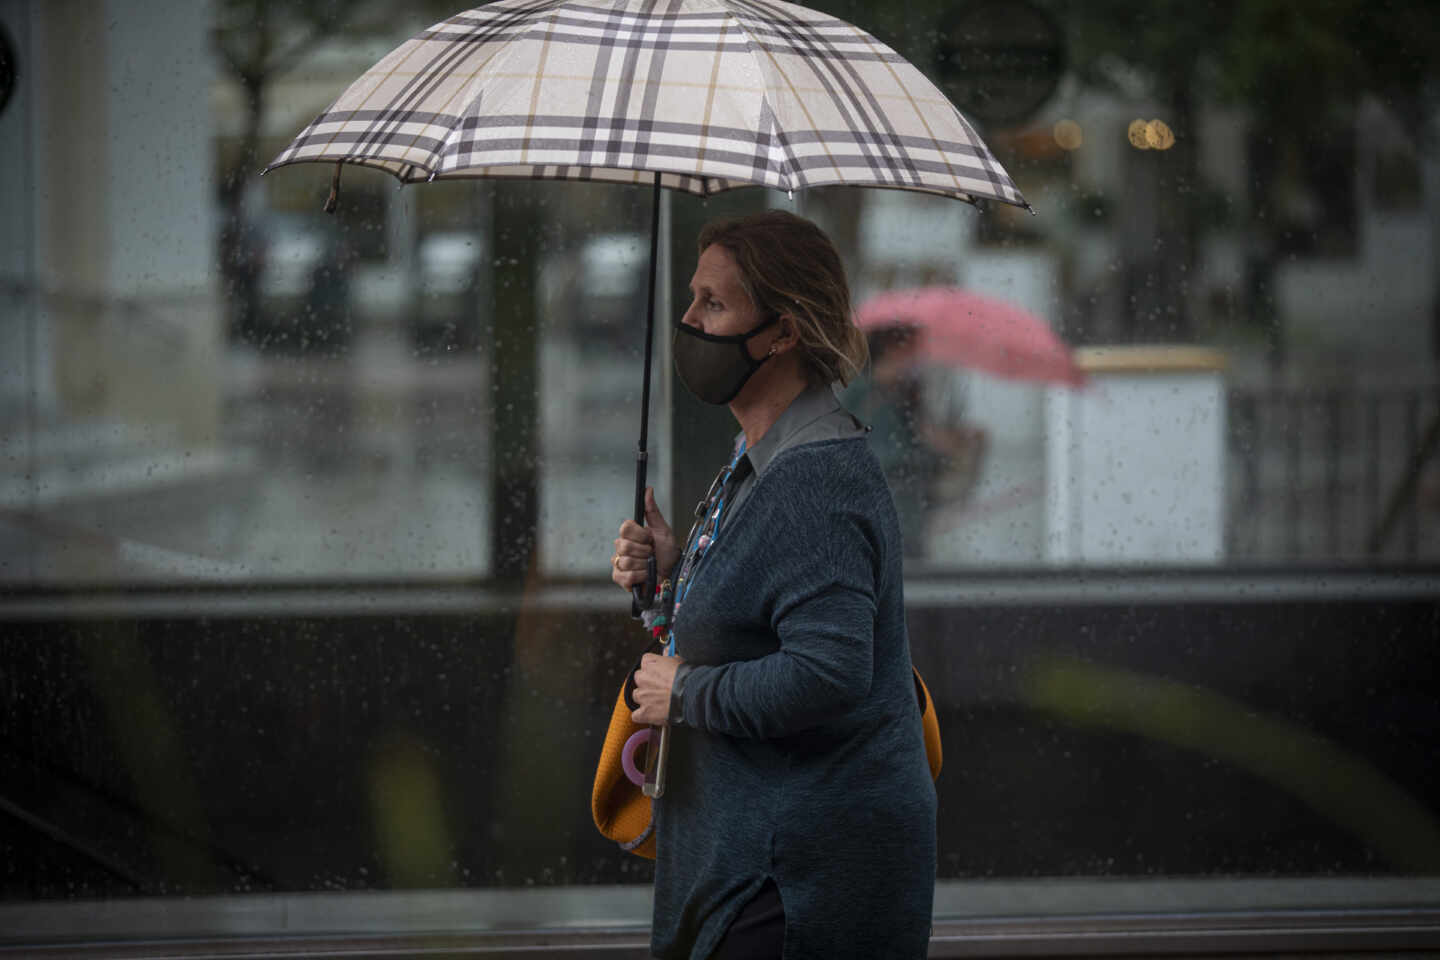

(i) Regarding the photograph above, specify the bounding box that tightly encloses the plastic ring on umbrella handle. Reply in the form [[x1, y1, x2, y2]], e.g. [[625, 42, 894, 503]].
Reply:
[[622, 728, 651, 786]]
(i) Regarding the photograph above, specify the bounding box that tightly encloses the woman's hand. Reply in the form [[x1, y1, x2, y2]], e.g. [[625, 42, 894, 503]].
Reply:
[[611, 486, 679, 592], [631, 652, 682, 725]]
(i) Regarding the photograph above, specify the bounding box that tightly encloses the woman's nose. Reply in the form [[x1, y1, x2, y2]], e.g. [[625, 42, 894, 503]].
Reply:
[[680, 301, 702, 329]]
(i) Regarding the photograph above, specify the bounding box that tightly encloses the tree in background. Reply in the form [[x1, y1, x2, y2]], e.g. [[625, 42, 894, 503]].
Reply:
[[215, 0, 363, 339], [213, 0, 456, 341], [1067, 0, 1440, 359]]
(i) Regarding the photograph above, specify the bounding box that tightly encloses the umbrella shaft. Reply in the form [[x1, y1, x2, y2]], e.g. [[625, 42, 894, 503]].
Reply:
[[629, 174, 664, 616], [634, 173, 662, 524], [632, 451, 649, 523]]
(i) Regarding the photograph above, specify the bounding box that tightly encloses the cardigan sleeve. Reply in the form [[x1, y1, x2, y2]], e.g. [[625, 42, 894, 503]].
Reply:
[[678, 483, 881, 740]]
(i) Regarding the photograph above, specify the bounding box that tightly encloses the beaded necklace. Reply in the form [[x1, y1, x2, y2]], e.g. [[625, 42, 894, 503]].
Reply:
[[644, 439, 750, 655]]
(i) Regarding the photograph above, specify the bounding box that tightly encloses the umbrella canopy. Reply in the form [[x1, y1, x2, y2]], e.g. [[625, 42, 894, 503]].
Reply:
[[264, 0, 1028, 209], [855, 286, 1086, 388]]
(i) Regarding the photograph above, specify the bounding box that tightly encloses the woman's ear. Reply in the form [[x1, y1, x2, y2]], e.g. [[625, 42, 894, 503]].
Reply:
[[770, 314, 801, 354]]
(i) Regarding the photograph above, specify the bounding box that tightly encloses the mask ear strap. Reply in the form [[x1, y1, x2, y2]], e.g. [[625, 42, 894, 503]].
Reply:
[[730, 314, 776, 369], [740, 314, 781, 368], [744, 314, 780, 339]]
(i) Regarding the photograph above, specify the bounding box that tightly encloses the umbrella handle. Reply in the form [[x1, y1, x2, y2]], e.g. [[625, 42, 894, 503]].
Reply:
[[630, 450, 657, 614]]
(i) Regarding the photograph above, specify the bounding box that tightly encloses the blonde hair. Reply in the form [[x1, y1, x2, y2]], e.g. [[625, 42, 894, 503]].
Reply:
[[697, 210, 869, 386]]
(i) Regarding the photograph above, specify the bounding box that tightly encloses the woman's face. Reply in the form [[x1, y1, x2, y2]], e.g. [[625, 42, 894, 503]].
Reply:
[[681, 243, 761, 338]]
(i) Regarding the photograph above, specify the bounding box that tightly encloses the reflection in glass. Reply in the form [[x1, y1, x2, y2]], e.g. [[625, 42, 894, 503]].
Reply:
[[1, 1, 1438, 949]]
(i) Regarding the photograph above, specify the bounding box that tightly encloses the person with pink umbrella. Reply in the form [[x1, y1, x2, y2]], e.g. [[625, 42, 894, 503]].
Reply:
[[841, 324, 954, 556], [853, 287, 1087, 389], [847, 287, 1085, 552]]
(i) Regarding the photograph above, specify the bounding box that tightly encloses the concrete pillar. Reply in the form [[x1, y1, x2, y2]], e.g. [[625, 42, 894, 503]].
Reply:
[[0, 1, 51, 420], [25, 0, 220, 447]]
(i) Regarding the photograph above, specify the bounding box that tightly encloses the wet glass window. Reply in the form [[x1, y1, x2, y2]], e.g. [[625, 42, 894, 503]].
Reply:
[[1, 0, 1437, 951]]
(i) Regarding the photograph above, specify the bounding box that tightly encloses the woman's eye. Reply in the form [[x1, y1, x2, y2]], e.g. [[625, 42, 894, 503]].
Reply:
[[707, 299, 723, 311]]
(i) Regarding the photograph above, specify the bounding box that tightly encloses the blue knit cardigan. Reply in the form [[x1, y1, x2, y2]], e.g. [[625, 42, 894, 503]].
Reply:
[[651, 435, 937, 960]]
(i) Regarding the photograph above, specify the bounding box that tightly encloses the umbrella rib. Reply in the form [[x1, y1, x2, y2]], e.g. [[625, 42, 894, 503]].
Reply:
[[576, 0, 626, 169], [299, 33, 436, 168], [694, 19, 731, 179], [396, 55, 495, 178], [435, 0, 570, 175], [349, 8, 514, 168], [521, 10, 562, 164], [730, 0, 915, 190], [349, 29, 472, 164], [295, 0, 542, 176], [712, 3, 818, 190], [604, 0, 656, 169], [636, 0, 692, 174], [849, 25, 967, 199], [950, 107, 1023, 209]]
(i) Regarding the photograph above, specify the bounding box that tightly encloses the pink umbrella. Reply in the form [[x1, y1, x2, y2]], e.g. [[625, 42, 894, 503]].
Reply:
[[854, 286, 1087, 387]]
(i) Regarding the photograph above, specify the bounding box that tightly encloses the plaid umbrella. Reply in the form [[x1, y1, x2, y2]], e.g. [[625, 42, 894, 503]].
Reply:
[[265, 0, 1030, 593], [264, 0, 1029, 205]]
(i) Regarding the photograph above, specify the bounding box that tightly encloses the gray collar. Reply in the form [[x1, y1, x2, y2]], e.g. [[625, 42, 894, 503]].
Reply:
[[736, 382, 863, 479]]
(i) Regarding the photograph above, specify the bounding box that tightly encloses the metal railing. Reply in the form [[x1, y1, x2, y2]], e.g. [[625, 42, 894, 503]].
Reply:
[[1227, 385, 1440, 562]]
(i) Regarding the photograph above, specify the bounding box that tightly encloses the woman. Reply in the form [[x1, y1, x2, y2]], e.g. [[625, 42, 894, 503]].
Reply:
[[611, 210, 936, 960]]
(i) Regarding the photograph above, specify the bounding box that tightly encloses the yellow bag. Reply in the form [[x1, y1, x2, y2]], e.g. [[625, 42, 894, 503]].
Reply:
[[592, 650, 943, 860], [591, 645, 661, 859], [913, 667, 943, 781]]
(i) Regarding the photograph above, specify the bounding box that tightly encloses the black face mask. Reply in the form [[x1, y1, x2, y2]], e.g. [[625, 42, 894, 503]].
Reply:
[[672, 315, 779, 405]]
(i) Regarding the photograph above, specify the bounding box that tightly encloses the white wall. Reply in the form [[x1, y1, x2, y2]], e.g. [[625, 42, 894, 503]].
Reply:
[[1046, 363, 1226, 564]]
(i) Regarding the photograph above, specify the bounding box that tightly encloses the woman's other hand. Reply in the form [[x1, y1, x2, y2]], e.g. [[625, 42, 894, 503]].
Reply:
[[631, 652, 682, 725], [612, 486, 678, 592]]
